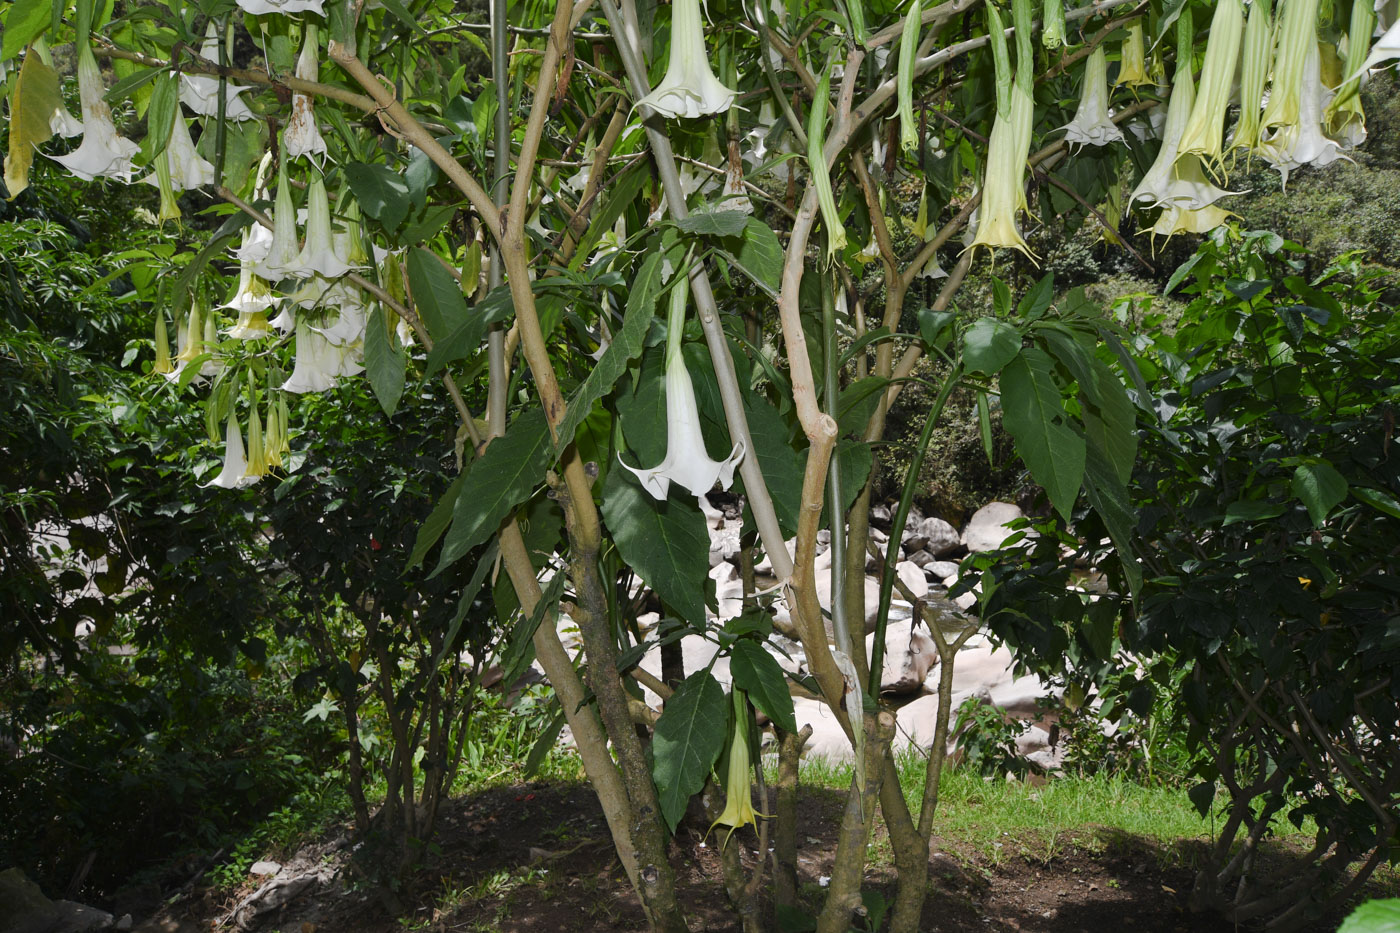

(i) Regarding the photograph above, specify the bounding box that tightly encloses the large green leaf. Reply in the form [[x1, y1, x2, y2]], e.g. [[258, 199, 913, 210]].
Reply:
[[1292, 461, 1347, 527], [739, 391, 804, 536], [407, 247, 470, 347], [1000, 347, 1085, 521], [676, 211, 749, 237], [1083, 444, 1142, 596], [601, 464, 711, 627], [1041, 327, 1137, 483], [651, 670, 728, 831], [730, 641, 796, 733], [963, 318, 1022, 375], [432, 409, 552, 577], [736, 217, 783, 290], [364, 306, 405, 416], [553, 250, 665, 456], [345, 162, 411, 232], [140, 71, 178, 162], [836, 376, 890, 436], [1338, 899, 1400, 933], [408, 472, 466, 570], [2, 0, 53, 60]]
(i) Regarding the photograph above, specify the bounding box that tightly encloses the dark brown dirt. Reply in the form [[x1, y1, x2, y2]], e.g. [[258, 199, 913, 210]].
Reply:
[[140, 781, 1390, 933]]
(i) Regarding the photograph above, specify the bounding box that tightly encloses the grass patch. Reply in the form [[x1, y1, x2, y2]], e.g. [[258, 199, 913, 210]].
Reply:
[[788, 747, 1315, 866]]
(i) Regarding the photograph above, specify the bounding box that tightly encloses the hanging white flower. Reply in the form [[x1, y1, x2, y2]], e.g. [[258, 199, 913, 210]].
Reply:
[[634, 0, 738, 119], [1259, 42, 1352, 188], [141, 114, 216, 191], [285, 26, 328, 162], [619, 270, 744, 501], [1061, 47, 1125, 150], [181, 23, 258, 121], [234, 0, 327, 18], [203, 414, 260, 488], [294, 172, 355, 279], [51, 43, 141, 183]]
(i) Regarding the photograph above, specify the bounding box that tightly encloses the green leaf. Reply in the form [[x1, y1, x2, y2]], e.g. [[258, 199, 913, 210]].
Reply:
[[553, 250, 665, 456], [499, 570, 565, 688], [1292, 461, 1348, 527], [1223, 500, 1286, 525], [140, 71, 178, 162], [651, 670, 728, 831], [730, 641, 797, 733], [1016, 272, 1055, 319], [1041, 327, 1137, 484], [836, 376, 890, 436], [963, 318, 1021, 375], [736, 217, 783, 290], [2, 0, 53, 60], [739, 391, 804, 536], [977, 391, 995, 466], [1083, 444, 1142, 596], [1000, 348, 1085, 521], [407, 247, 470, 345], [407, 472, 466, 569], [1352, 486, 1400, 521], [1187, 780, 1215, 818], [432, 409, 552, 577], [1338, 899, 1400, 933], [344, 162, 411, 232], [364, 306, 405, 416], [918, 309, 955, 351], [602, 464, 712, 627], [675, 211, 749, 237], [991, 277, 1013, 317]]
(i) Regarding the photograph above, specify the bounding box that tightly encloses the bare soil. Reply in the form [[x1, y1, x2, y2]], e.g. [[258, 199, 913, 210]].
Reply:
[[136, 781, 1382, 933]]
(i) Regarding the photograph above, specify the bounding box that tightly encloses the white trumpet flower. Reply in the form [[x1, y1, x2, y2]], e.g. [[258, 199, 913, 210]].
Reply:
[[282, 316, 362, 393], [1259, 42, 1352, 188], [142, 114, 216, 191], [255, 161, 305, 280], [285, 26, 327, 162], [1346, 13, 1400, 78], [634, 0, 738, 118], [294, 173, 355, 278], [235, 0, 327, 18], [181, 23, 257, 122], [619, 270, 744, 502], [1061, 47, 1125, 149], [204, 414, 259, 488], [1130, 64, 1238, 211], [968, 0, 1037, 260], [52, 43, 141, 182]]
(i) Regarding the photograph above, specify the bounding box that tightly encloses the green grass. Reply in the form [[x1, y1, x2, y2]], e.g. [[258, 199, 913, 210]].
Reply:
[[787, 747, 1312, 866]]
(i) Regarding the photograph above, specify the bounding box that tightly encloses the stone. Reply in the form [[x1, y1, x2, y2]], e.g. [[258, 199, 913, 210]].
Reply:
[[906, 549, 935, 568], [49, 902, 115, 933], [917, 517, 962, 557], [927, 560, 960, 581], [952, 590, 977, 611], [895, 561, 929, 600], [865, 619, 937, 695], [249, 860, 281, 876], [789, 697, 851, 762], [0, 867, 60, 933], [961, 502, 1026, 553], [870, 504, 892, 528]]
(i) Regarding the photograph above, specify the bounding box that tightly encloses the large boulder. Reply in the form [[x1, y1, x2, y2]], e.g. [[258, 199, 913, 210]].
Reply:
[[915, 517, 962, 557], [0, 868, 115, 933], [961, 502, 1025, 553], [865, 619, 938, 695]]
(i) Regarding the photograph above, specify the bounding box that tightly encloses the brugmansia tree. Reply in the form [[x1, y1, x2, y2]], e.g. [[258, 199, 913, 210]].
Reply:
[[3, 0, 1394, 927]]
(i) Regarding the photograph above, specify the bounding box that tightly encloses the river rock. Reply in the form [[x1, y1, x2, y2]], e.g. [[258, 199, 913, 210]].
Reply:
[[0, 869, 115, 933], [917, 517, 962, 557], [927, 560, 960, 581], [905, 549, 934, 568], [961, 502, 1025, 553], [866, 619, 938, 695], [895, 561, 929, 600]]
